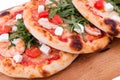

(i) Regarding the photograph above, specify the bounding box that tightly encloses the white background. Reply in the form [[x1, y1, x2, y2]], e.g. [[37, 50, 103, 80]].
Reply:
[[0, 0, 30, 11]]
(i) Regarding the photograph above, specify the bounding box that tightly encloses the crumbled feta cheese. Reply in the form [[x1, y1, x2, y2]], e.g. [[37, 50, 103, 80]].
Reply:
[[38, 18, 56, 29], [38, 5, 45, 13], [12, 38, 21, 45], [16, 14, 22, 20], [13, 54, 23, 63], [104, 3, 114, 12], [12, 25, 17, 32], [40, 44, 51, 55], [111, 15, 120, 22], [74, 24, 84, 34], [0, 33, 9, 42], [45, 0, 52, 5], [54, 26, 63, 36]]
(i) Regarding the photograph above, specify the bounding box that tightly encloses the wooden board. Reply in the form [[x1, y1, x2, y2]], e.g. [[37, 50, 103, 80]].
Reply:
[[0, 38, 120, 80]]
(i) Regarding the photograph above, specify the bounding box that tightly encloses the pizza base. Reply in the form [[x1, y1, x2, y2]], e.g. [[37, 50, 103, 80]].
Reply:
[[23, 2, 111, 54], [0, 52, 78, 78], [72, 0, 120, 37], [0, 4, 78, 78]]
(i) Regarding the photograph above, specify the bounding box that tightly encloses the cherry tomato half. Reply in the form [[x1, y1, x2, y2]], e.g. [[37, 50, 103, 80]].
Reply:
[[26, 46, 41, 58]]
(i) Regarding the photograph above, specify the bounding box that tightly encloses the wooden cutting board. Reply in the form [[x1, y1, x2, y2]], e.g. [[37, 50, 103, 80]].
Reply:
[[0, 38, 120, 80]]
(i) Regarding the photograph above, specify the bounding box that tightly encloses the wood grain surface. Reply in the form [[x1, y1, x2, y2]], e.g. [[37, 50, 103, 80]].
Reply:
[[0, 38, 120, 80]]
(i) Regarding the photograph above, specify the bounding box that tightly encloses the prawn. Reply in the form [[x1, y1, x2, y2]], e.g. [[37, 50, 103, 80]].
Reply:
[[0, 38, 25, 57]]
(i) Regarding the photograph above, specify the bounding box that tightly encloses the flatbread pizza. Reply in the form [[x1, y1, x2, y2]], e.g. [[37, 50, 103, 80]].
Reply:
[[73, 0, 120, 37], [23, 0, 111, 54], [0, 4, 78, 78]]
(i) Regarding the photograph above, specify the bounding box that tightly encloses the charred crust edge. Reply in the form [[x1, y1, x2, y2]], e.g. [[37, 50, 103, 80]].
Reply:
[[70, 35, 83, 51], [104, 19, 118, 36], [0, 11, 10, 17]]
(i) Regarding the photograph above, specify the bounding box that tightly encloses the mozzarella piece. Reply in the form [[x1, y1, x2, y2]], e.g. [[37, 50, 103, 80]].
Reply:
[[38, 18, 56, 29], [12, 25, 17, 32], [45, 0, 52, 5], [111, 15, 120, 22], [0, 33, 9, 42], [13, 54, 23, 63], [38, 5, 45, 13], [54, 26, 63, 36], [74, 24, 84, 34], [12, 38, 21, 45], [16, 14, 22, 20], [40, 44, 51, 55], [104, 3, 114, 12]]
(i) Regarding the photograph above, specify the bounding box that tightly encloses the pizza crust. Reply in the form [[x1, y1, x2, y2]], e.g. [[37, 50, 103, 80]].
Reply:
[[23, 2, 111, 54], [0, 52, 77, 78], [72, 0, 120, 37]]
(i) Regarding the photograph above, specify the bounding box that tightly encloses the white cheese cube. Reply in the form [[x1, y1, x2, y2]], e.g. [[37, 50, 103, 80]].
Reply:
[[16, 14, 22, 20], [40, 44, 51, 55], [12, 38, 21, 45], [74, 24, 84, 34], [104, 3, 114, 12], [45, 0, 52, 5], [0, 33, 9, 42], [54, 26, 63, 36], [13, 54, 23, 63], [38, 5, 45, 13], [12, 25, 17, 32], [111, 15, 120, 22]]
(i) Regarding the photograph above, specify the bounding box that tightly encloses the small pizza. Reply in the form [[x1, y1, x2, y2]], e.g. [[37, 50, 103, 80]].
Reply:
[[73, 0, 120, 37], [23, 0, 111, 54], [0, 4, 78, 78]]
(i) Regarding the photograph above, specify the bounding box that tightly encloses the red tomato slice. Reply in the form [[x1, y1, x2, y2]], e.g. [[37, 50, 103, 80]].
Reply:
[[39, 11, 49, 18], [26, 46, 41, 58], [0, 25, 11, 34], [50, 15, 63, 24], [94, 0, 104, 10]]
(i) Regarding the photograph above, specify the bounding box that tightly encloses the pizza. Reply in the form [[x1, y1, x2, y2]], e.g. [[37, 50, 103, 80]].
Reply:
[[23, 0, 111, 54], [73, 0, 120, 37], [0, 4, 78, 78]]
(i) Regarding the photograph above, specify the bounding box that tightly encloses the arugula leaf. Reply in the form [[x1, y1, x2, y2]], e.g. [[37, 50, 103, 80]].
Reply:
[[47, 0, 89, 32], [9, 19, 40, 48]]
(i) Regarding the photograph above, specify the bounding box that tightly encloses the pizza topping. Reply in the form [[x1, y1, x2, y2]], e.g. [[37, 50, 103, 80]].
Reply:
[[13, 54, 23, 63], [85, 25, 102, 36], [74, 24, 85, 34], [94, 0, 104, 10], [106, 0, 120, 14], [39, 44, 51, 55], [54, 26, 63, 36], [38, 5, 45, 13], [11, 38, 21, 45], [0, 33, 9, 42], [15, 14, 23, 20], [12, 25, 17, 32], [0, 25, 11, 34], [39, 11, 49, 18], [104, 2, 114, 12], [45, 0, 52, 5], [50, 15, 63, 24], [10, 19, 40, 48], [26, 46, 41, 58], [38, 18, 56, 29]]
